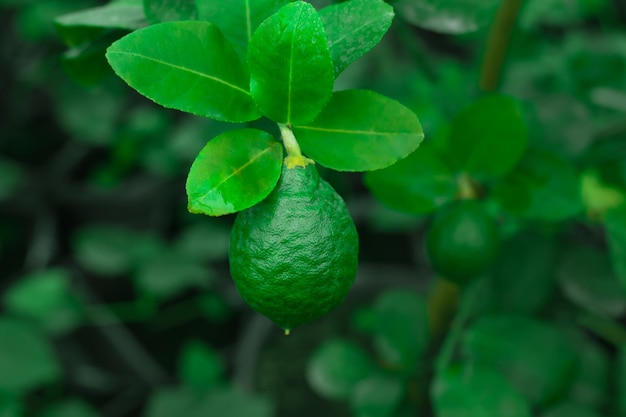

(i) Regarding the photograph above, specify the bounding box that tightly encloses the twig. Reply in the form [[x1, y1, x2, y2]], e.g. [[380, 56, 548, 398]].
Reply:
[[479, 0, 524, 92]]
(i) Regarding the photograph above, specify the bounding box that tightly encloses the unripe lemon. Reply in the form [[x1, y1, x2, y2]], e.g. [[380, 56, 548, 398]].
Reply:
[[229, 161, 359, 332], [425, 200, 499, 285]]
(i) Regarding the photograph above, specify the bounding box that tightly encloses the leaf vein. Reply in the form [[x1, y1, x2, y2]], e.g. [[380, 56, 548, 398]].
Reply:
[[108, 51, 251, 96]]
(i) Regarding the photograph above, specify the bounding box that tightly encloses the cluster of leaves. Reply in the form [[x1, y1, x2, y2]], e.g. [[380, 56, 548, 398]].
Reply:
[[66, 0, 425, 217]]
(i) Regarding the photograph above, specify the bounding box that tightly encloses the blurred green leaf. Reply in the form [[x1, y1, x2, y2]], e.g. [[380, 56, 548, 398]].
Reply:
[[393, 0, 500, 34], [55, 2, 146, 46], [512, 148, 582, 221], [581, 170, 625, 217], [177, 340, 223, 390], [521, 0, 613, 31], [106, 21, 261, 122], [461, 315, 576, 405], [146, 386, 272, 417], [0, 158, 23, 201], [0, 393, 22, 417], [72, 225, 137, 276], [350, 374, 403, 417], [319, 0, 394, 75], [54, 82, 125, 145], [293, 89, 424, 172], [197, 293, 232, 322], [197, 387, 273, 417], [145, 387, 201, 417], [542, 402, 603, 417], [3, 268, 82, 335], [186, 129, 283, 216], [173, 222, 231, 262], [134, 251, 211, 299], [38, 399, 100, 417], [0, 316, 61, 393], [306, 339, 375, 400], [248, 1, 333, 124], [557, 245, 626, 317], [196, 0, 290, 55], [618, 349, 626, 417], [370, 290, 429, 369], [563, 330, 609, 410], [604, 206, 626, 293], [486, 230, 556, 315], [365, 200, 425, 233], [143, 0, 197, 23], [432, 364, 532, 417], [364, 144, 456, 215], [447, 95, 528, 178], [61, 34, 117, 87]]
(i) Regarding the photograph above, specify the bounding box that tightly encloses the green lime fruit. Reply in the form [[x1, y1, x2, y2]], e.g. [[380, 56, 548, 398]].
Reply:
[[229, 160, 359, 332], [425, 200, 499, 285]]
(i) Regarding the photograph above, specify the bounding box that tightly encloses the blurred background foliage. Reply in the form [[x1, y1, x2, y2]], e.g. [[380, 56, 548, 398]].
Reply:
[[1, 0, 626, 416]]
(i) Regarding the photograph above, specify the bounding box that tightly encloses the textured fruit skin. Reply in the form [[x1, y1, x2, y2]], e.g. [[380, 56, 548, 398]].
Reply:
[[425, 200, 499, 285], [229, 162, 359, 330]]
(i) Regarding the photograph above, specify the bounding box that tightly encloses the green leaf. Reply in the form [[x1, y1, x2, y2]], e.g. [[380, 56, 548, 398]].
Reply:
[[0, 394, 21, 417], [350, 374, 404, 417], [432, 365, 532, 417], [3, 268, 82, 335], [186, 129, 282, 216], [0, 317, 61, 392], [604, 206, 626, 293], [542, 402, 603, 417], [319, 0, 394, 75], [248, 1, 334, 124], [618, 349, 626, 417], [145, 387, 201, 417], [53, 82, 125, 145], [364, 144, 455, 215], [557, 245, 626, 317], [72, 226, 137, 276], [134, 251, 211, 299], [513, 149, 582, 221], [306, 339, 375, 400], [581, 170, 625, 218], [447, 94, 528, 178], [198, 387, 273, 417], [55, 3, 146, 47], [38, 399, 100, 417], [486, 230, 556, 315], [196, 0, 291, 55], [106, 21, 261, 122], [393, 0, 500, 34], [370, 290, 429, 369], [564, 330, 609, 410], [143, 0, 197, 23], [174, 222, 231, 262], [293, 89, 424, 171], [177, 340, 224, 390], [461, 315, 576, 405], [0, 158, 23, 201], [61, 34, 118, 87]]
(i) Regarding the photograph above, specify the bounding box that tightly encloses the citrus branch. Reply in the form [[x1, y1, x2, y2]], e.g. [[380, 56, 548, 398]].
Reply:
[[479, 0, 524, 92]]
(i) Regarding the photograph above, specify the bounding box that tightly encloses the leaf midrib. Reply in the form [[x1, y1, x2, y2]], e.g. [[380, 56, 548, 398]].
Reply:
[[108, 50, 251, 96], [295, 125, 424, 136], [195, 144, 278, 203]]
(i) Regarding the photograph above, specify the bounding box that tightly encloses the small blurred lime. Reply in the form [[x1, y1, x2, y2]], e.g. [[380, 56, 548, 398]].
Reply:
[[229, 160, 359, 331], [425, 200, 499, 285]]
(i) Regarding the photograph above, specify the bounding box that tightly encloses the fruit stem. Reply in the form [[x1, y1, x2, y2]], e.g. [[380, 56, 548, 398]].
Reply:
[[456, 173, 477, 200], [278, 123, 313, 168]]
